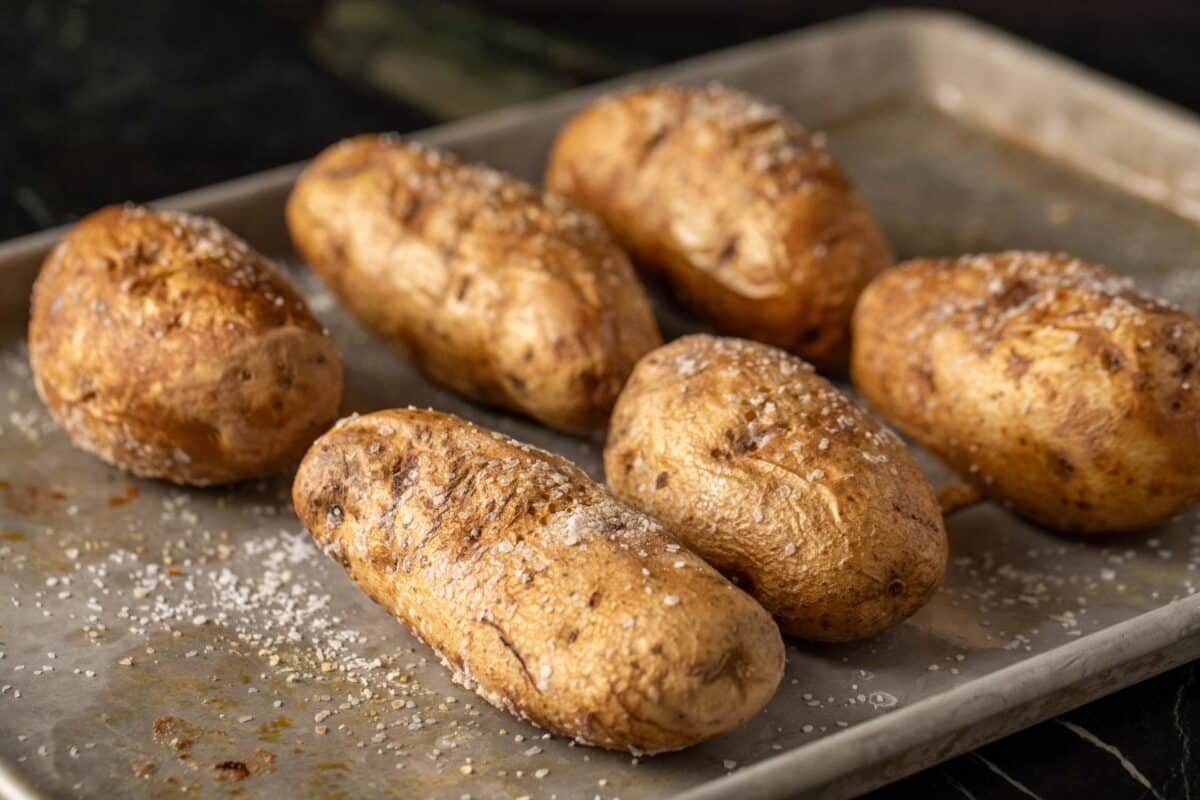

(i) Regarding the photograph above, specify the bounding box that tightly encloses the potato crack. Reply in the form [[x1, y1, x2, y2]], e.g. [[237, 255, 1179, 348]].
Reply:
[[691, 648, 747, 697], [636, 124, 673, 166], [611, 690, 685, 739], [890, 500, 941, 536], [479, 618, 536, 688]]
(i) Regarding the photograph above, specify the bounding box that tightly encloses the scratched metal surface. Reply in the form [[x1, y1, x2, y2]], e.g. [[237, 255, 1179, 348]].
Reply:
[[2, 11, 1200, 800]]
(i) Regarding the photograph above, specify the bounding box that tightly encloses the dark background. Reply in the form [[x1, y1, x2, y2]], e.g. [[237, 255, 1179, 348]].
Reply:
[[3, 2, 1199, 798]]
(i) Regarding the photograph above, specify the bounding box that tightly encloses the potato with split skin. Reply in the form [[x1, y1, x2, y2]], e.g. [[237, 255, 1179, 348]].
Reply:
[[286, 134, 661, 434], [292, 408, 784, 753], [28, 204, 343, 486], [851, 251, 1200, 533], [605, 335, 947, 642], [546, 84, 892, 370]]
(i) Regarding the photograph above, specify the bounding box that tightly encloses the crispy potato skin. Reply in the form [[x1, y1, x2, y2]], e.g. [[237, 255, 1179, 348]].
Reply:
[[293, 409, 783, 753], [287, 135, 661, 434], [546, 85, 892, 369], [851, 252, 1200, 533], [28, 204, 343, 485], [605, 335, 947, 642]]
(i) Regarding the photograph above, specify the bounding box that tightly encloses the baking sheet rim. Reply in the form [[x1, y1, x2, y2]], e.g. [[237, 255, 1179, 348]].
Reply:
[[678, 594, 1200, 799]]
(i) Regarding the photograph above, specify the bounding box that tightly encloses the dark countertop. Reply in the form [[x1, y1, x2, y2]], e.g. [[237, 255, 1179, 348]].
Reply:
[[3, 2, 1197, 798]]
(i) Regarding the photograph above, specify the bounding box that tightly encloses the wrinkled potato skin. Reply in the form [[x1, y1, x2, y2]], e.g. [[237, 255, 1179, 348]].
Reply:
[[546, 85, 892, 369], [29, 205, 343, 485], [293, 409, 783, 753], [287, 135, 661, 434], [852, 252, 1200, 533], [605, 335, 947, 642]]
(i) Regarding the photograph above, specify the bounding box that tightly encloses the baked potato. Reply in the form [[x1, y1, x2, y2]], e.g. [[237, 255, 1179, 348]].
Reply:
[[851, 251, 1200, 533], [29, 204, 343, 486], [605, 335, 947, 642], [287, 134, 661, 434], [546, 84, 892, 369], [293, 408, 784, 753]]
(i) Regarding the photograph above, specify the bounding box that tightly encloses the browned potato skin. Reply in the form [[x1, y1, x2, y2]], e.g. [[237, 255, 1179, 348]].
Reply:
[[293, 408, 784, 753], [287, 135, 661, 434], [546, 85, 892, 370], [29, 204, 343, 486], [605, 335, 947, 642], [851, 252, 1200, 533]]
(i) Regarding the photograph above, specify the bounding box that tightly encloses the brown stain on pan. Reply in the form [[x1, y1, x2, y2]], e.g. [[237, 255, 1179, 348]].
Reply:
[[153, 714, 277, 783], [108, 484, 141, 507]]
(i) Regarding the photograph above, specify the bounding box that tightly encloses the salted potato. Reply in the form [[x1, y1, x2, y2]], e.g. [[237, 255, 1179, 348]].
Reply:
[[605, 335, 947, 642], [29, 204, 343, 486], [852, 252, 1200, 533], [546, 84, 892, 369], [293, 408, 784, 753], [287, 135, 661, 434]]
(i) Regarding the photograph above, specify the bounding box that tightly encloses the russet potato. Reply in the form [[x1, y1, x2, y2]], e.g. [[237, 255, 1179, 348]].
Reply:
[[852, 252, 1200, 533], [547, 85, 891, 369], [293, 408, 784, 753], [29, 204, 342, 485], [287, 135, 661, 434], [605, 335, 947, 642]]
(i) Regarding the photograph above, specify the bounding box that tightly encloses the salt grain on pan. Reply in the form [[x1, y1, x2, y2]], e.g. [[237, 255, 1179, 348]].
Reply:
[[663, 595, 680, 607]]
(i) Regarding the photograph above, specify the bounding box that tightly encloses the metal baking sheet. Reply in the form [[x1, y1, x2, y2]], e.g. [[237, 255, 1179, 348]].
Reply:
[[2, 9, 1200, 800]]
